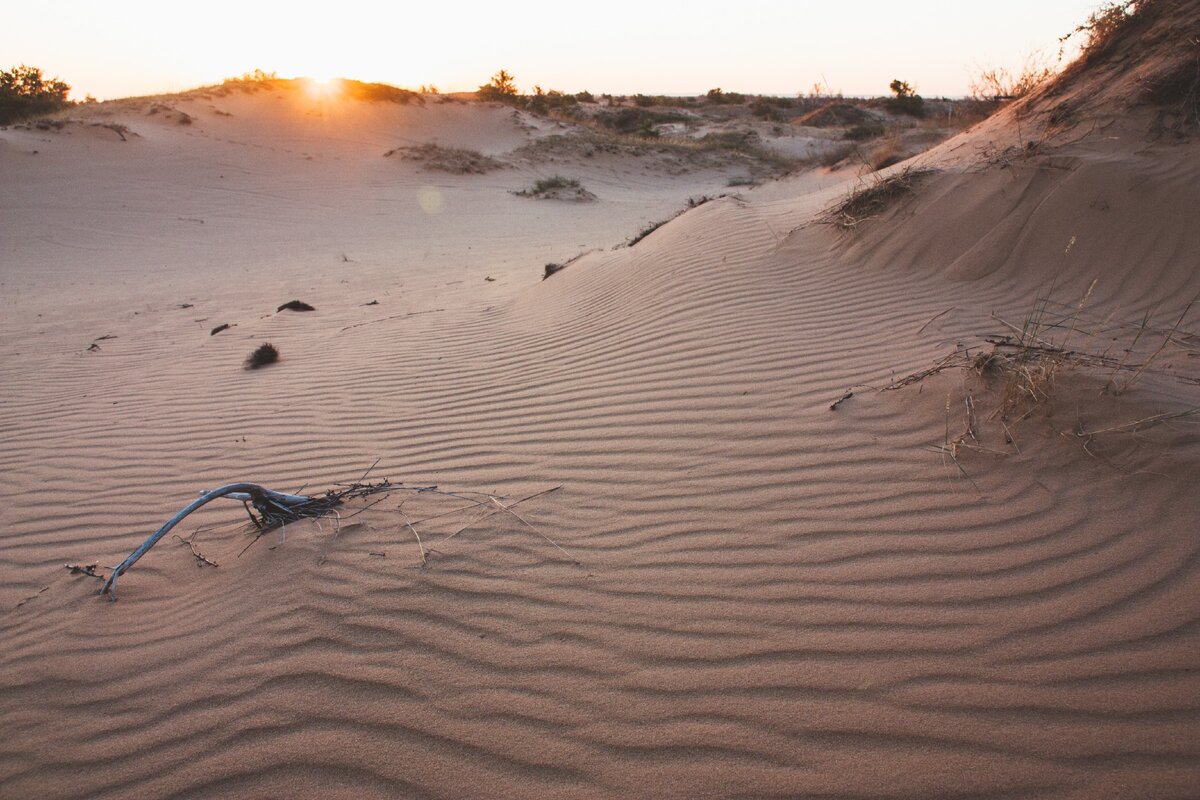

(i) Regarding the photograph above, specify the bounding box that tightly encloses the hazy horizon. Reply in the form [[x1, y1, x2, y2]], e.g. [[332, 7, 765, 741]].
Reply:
[[4, 0, 1101, 101]]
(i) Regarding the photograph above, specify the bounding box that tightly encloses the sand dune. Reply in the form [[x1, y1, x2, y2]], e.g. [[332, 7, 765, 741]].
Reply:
[[3, 8, 1200, 797]]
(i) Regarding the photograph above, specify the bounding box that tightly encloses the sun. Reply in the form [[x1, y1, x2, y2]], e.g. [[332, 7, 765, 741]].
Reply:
[[302, 72, 341, 100]]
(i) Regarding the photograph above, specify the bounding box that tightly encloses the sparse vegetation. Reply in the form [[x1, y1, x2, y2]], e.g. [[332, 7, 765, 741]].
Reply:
[[824, 166, 934, 229], [596, 107, 688, 135], [1147, 53, 1200, 134], [530, 175, 580, 192], [626, 197, 720, 247], [515, 175, 595, 201], [0, 65, 71, 124], [886, 279, 1200, 475], [886, 79, 925, 117], [844, 124, 885, 141], [798, 102, 877, 128], [969, 54, 1054, 101], [705, 88, 746, 105], [385, 143, 504, 174], [477, 69, 520, 103], [1060, 0, 1139, 58]]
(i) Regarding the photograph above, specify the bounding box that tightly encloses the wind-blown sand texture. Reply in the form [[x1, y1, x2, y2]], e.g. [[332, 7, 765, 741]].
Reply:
[[3, 8, 1200, 797]]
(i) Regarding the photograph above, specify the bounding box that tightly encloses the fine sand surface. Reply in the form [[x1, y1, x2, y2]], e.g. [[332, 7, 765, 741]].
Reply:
[[2, 63, 1200, 799]]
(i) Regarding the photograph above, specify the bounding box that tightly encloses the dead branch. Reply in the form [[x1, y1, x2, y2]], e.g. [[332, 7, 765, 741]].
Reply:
[[95, 478, 565, 599], [173, 534, 218, 568]]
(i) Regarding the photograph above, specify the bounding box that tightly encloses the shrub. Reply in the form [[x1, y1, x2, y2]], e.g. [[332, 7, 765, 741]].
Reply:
[[705, 87, 746, 105], [530, 175, 579, 193], [0, 65, 71, 124], [885, 79, 925, 117], [596, 107, 686, 134], [478, 69, 519, 103], [515, 175, 595, 201], [527, 86, 578, 115]]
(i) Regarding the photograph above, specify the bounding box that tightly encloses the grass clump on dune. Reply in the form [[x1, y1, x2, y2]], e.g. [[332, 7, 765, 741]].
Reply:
[[824, 166, 934, 229], [878, 276, 1200, 480], [515, 175, 596, 201], [385, 143, 504, 174]]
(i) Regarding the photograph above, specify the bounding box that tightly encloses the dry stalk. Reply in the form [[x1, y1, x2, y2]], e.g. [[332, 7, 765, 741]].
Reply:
[[173, 533, 218, 568]]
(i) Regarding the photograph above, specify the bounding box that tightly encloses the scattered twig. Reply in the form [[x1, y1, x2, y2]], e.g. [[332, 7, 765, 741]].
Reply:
[[339, 308, 445, 332], [1076, 407, 1200, 438], [397, 507, 427, 566], [829, 390, 854, 411], [917, 307, 955, 334], [65, 563, 105, 580], [173, 534, 218, 568], [1117, 295, 1197, 393]]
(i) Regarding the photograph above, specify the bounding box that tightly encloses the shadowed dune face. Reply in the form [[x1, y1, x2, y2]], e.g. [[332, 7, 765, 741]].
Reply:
[[2, 37, 1200, 800]]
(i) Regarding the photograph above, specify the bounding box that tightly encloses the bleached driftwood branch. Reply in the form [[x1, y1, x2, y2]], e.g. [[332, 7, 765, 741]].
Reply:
[[96, 475, 570, 600], [101, 483, 314, 599]]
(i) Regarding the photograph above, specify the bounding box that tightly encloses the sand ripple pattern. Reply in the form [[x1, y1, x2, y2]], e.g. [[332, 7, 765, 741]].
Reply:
[[2, 187, 1199, 799]]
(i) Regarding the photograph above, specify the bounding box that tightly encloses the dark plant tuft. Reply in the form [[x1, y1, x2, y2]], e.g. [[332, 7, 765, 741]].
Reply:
[[245, 343, 279, 370]]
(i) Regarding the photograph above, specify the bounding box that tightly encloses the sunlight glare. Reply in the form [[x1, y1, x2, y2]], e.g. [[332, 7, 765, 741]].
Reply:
[[302, 73, 340, 100]]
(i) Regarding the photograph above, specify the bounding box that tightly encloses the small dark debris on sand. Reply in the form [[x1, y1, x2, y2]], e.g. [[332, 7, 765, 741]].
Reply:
[[245, 343, 280, 370], [829, 390, 854, 411], [277, 300, 315, 312], [363, 299, 379, 306], [177, 303, 194, 309], [65, 563, 104, 579], [485, 276, 496, 282], [210, 323, 233, 336], [544, 263, 565, 280], [87, 334, 116, 352]]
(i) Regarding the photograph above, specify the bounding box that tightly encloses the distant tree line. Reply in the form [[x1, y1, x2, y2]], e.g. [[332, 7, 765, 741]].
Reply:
[[1, 65, 71, 124]]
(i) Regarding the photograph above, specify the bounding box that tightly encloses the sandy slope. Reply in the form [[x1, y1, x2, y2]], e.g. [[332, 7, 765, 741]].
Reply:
[[2, 67, 1199, 799]]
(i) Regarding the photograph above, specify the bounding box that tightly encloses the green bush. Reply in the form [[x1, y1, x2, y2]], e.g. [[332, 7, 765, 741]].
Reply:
[[0, 65, 70, 124], [477, 69, 520, 103], [885, 79, 925, 117], [705, 87, 746, 105]]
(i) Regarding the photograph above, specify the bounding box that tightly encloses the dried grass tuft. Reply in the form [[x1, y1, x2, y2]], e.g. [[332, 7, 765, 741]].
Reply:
[[824, 166, 934, 230]]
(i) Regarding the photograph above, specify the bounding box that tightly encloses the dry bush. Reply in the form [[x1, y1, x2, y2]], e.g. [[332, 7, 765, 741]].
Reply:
[[969, 54, 1055, 101]]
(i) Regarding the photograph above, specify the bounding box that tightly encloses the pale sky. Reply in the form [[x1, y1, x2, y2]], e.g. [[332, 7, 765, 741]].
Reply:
[[3, 0, 1098, 100]]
